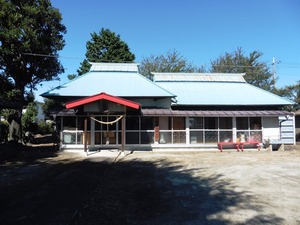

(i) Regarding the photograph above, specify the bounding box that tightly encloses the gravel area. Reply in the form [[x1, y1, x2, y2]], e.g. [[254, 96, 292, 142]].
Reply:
[[0, 146, 299, 225]]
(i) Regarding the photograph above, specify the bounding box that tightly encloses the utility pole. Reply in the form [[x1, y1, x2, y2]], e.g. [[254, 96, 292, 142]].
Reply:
[[272, 57, 281, 88]]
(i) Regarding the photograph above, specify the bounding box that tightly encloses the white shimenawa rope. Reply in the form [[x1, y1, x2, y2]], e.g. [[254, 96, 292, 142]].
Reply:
[[90, 115, 124, 125]]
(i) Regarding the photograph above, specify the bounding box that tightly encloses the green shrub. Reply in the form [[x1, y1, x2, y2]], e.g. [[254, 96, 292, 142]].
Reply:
[[36, 120, 54, 135]]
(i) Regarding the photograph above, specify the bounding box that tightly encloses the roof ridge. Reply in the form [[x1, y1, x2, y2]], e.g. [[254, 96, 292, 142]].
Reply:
[[152, 72, 246, 76], [153, 73, 246, 82], [89, 62, 140, 72]]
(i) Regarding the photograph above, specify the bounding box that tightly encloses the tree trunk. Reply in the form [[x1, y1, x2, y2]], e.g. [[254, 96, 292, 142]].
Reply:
[[8, 108, 22, 143]]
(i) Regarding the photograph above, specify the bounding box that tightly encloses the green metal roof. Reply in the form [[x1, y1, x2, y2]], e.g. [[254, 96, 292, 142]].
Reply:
[[41, 63, 175, 99], [153, 73, 294, 106], [41, 65, 294, 107]]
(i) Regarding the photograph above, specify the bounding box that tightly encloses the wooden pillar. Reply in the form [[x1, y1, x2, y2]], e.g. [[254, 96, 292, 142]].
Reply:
[[84, 115, 88, 152], [121, 115, 125, 152]]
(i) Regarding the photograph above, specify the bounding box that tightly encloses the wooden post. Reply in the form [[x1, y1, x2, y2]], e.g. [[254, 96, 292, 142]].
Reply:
[[154, 126, 160, 144], [84, 115, 88, 152], [121, 114, 125, 153]]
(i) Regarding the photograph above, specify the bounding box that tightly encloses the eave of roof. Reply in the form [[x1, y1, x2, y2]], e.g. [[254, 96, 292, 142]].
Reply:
[[65, 92, 140, 110], [142, 109, 293, 117]]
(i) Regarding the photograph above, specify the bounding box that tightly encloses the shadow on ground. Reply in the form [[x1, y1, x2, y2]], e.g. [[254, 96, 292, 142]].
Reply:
[[0, 142, 59, 165], [0, 148, 284, 225]]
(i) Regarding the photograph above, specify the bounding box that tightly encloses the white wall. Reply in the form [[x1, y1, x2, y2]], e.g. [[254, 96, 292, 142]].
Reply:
[[279, 115, 295, 144], [262, 116, 295, 144]]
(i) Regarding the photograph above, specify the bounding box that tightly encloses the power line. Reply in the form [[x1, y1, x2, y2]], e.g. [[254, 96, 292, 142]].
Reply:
[[21, 52, 300, 68], [21, 52, 82, 60], [280, 61, 300, 65], [21, 52, 135, 63]]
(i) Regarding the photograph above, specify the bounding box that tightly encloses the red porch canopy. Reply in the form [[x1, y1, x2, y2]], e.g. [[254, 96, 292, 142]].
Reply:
[[65, 92, 140, 110], [65, 92, 140, 153]]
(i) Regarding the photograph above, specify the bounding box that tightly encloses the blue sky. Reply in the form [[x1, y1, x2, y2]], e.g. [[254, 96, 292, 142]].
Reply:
[[36, 0, 300, 101]]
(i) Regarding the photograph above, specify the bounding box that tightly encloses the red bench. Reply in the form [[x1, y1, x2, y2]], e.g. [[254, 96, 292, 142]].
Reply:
[[218, 141, 260, 152], [218, 142, 239, 152], [238, 142, 260, 151]]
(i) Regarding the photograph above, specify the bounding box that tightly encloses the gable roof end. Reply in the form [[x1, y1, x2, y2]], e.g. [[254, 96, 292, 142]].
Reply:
[[66, 92, 140, 109]]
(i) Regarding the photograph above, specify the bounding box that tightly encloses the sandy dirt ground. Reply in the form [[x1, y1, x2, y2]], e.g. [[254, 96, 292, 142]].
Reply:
[[0, 144, 299, 225]]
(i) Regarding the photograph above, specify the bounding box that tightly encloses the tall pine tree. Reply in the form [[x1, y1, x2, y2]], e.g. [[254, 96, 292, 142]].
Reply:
[[69, 28, 135, 79]]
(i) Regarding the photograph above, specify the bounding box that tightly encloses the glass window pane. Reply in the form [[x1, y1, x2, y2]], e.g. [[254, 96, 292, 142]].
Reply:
[[103, 131, 116, 144], [63, 117, 76, 130], [94, 132, 101, 144], [190, 131, 203, 144], [219, 118, 232, 129], [250, 117, 261, 130], [141, 131, 154, 144], [249, 131, 262, 142], [77, 117, 85, 130], [205, 131, 218, 143], [101, 117, 109, 131], [205, 117, 218, 129], [141, 117, 154, 130], [94, 116, 102, 130], [126, 117, 139, 130], [72, 117, 89, 131], [189, 117, 203, 129], [109, 117, 117, 130], [159, 131, 172, 144], [63, 132, 76, 144], [117, 131, 121, 145], [126, 132, 139, 144], [237, 131, 249, 142], [236, 117, 248, 130], [173, 131, 186, 143], [219, 131, 233, 142], [77, 132, 83, 144], [102, 117, 117, 131]]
